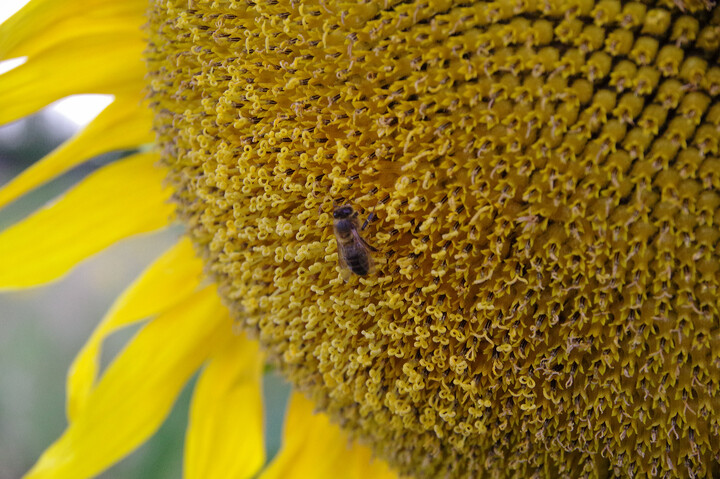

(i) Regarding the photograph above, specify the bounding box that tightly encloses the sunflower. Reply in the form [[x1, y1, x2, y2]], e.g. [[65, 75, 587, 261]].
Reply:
[[0, 2, 396, 478], [3, 0, 720, 478]]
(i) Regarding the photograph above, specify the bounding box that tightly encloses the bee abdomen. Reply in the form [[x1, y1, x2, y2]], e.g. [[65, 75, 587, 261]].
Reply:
[[346, 253, 370, 276]]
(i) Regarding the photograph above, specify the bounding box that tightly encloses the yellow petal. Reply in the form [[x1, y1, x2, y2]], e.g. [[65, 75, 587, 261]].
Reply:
[[67, 237, 203, 420], [185, 334, 265, 479], [0, 152, 174, 290], [260, 393, 398, 479], [0, 31, 145, 126], [25, 287, 231, 479], [0, 93, 154, 210], [0, 0, 146, 60]]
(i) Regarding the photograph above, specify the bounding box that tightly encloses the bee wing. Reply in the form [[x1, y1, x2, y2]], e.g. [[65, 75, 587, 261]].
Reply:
[[351, 229, 375, 275], [352, 229, 378, 252]]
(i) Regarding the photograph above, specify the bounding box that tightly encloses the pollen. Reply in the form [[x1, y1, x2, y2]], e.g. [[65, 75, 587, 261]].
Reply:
[[145, 0, 720, 477]]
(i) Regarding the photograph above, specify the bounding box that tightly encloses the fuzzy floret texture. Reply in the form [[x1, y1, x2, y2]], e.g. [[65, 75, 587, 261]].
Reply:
[[146, 0, 720, 477]]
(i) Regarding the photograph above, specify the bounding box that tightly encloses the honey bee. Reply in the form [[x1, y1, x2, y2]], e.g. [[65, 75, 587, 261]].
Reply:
[[332, 204, 377, 277]]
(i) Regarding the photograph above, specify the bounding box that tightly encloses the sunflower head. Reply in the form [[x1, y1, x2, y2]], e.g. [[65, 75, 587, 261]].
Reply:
[[145, 0, 720, 477]]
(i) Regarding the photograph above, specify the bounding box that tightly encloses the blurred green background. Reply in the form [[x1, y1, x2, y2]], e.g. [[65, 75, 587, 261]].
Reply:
[[0, 100, 290, 479]]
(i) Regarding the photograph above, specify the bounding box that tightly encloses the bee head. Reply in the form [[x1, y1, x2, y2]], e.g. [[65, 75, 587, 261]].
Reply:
[[333, 205, 354, 219]]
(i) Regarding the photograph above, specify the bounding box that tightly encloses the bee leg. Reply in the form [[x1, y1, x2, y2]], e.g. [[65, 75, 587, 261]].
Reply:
[[339, 265, 352, 282]]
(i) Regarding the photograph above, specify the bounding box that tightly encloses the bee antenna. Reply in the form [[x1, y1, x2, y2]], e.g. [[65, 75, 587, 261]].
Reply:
[[362, 210, 376, 230], [318, 194, 334, 214]]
